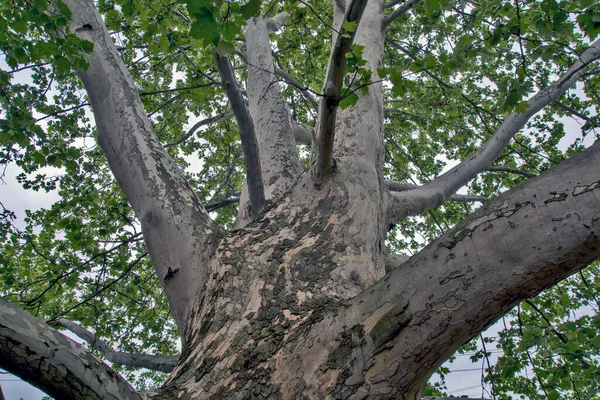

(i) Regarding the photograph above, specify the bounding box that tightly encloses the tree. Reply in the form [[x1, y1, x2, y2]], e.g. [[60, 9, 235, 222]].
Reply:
[[0, 0, 599, 398]]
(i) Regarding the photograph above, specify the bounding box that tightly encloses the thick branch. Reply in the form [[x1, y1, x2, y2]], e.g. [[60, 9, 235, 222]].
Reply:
[[307, 142, 600, 397], [63, 0, 222, 338], [292, 122, 314, 145], [56, 319, 178, 373], [389, 39, 600, 223], [314, 0, 369, 183], [232, 17, 303, 227], [449, 194, 488, 203], [383, 0, 422, 26], [234, 47, 318, 110], [385, 252, 410, 273], [0, 297, 140, 400], [214, 51, 266, 216]]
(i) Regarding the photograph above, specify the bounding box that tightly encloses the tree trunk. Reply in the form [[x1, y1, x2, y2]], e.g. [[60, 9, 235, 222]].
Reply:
[[141, 140, 600, 399], [1, 0, 599, 399]]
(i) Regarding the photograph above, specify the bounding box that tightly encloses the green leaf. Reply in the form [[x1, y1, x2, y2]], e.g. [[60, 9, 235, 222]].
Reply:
[[515, 100, 529, 114], [122, 3, 135, 17], [222, 22, 241, 41], [148, 42, 160, 55], [54, 57, 71, 74], [342, 20, 357, 33], [80, 40, 94, 53], [339, 91, 359, 109], [425, 0, 440, 16], [240, 0, 261, 20], [11, 19, 27, 34], [216, 40, 234, 56], [55, 0, 72, 19], [190, 14, 220, 46], [409, 59, 425, 72], [32, 152, 46, 165], [424, 54, 436, 68], [186, 0, 213, 16]]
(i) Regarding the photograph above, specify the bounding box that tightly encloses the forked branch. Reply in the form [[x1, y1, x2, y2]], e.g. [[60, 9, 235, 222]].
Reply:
[[388, 39, 600, 223], [314, 0, 369, 184]]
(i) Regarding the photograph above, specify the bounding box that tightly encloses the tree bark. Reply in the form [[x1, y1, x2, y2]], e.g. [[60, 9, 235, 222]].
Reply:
[[234, 17, 303, 227], [4, 0, 599, 399], [62, 0, 222, 339], [0, 298, 140, 400]]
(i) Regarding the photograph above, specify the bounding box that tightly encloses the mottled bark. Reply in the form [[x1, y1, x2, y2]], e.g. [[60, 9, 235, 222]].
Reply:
[[146, 143, 600, 399], [235, 17, 303, 227], [63, 0, 222, 338], [4, 0, 600, 399], [0, 298, 140, 400]]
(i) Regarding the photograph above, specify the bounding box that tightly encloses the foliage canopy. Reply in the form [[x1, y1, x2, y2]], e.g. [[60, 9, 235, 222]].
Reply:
[[1, 0, 599, 397]]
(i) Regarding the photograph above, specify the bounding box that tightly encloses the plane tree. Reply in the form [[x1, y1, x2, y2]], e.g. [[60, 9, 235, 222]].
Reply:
[[1, 0, 600, 398]]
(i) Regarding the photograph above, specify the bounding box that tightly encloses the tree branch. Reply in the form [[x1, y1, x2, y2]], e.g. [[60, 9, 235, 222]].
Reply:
[[205, 197, 240, 212], [164, 112, 234, 148], [314, 0, 369, 183], [292, 122, 314, 145], [0, 297, 141, 400], [383, 0, 423, 27], [554, 100, 595, 123], [214, 51, 266, 216], [56, 319, 178, 373], [388, 39, 600, 223], [486, 166, 536, 178], [230, 17, 305, 228], [387, 180, 487, 203], [274, 66, 319, 110], [449, 194, 488, 203], [383, 0, 404, 10], [320, 141, 600, 396], [63, 0, 223, 338], [385, 252, 410, 273], [235, 46, 319, 111]]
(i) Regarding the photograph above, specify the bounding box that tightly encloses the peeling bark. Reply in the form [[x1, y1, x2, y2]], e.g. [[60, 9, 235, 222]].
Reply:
[[63, 0, 222, 337], [4, 0, 600, 399], [235, 17, 303, 227], [0, 298, 140, 400]]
